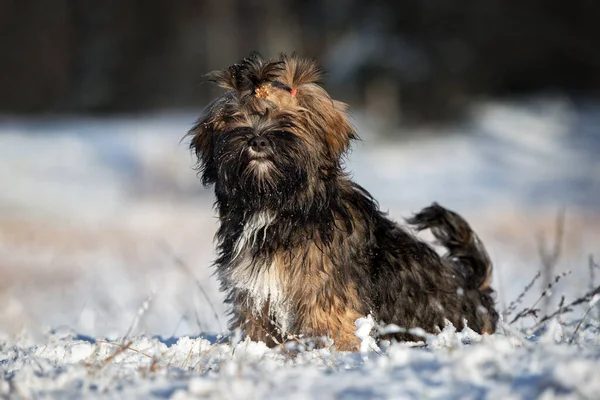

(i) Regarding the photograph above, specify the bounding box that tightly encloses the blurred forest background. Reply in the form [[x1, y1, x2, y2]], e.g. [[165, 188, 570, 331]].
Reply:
[[2, 0, 599, 123]]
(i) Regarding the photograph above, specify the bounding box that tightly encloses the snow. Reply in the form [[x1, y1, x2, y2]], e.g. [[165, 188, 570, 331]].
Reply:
[[2, 322, 600, 399], [1, 97, 600, 398], [355, 315, 378, 355]]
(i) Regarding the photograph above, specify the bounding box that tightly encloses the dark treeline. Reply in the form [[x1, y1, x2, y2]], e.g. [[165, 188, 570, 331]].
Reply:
[[1, 0, 599, 121]]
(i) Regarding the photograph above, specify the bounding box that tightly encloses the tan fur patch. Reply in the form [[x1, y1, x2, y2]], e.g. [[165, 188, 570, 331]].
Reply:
[[228, 224, 366, 351]]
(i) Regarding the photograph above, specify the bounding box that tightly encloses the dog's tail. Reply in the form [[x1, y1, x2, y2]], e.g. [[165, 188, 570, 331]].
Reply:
[[406, 203, 492, 291]]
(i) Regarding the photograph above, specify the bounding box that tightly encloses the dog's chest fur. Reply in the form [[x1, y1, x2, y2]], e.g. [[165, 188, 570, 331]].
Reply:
[[227, 211, 292, 331], [223, 209, 367, 348]]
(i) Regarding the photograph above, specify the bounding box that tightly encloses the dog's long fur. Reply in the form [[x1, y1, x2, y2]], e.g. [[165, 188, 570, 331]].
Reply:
[[188, 53, 499, 350]]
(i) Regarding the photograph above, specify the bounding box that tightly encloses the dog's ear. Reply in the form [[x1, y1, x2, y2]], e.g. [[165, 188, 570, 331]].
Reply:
[[300, 93, 356, 160], [279, 54, 357, 160], [187, 98, 226, 186], [318, 98, 357, 160], [297, 87, 357, 160]]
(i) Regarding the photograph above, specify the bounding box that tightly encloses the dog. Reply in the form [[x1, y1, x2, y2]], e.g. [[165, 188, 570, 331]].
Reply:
[[187, 53, 498, 351]]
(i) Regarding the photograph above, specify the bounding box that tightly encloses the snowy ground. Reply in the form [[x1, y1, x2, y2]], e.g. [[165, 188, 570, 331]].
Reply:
[[1, 97, 599, 398]]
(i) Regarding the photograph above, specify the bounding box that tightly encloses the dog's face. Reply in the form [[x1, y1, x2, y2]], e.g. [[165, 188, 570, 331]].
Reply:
[[189, 54, 357, 207]]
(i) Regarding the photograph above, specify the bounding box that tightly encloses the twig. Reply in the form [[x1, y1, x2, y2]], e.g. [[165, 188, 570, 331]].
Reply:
[[505, 271, 541, 317], [531, 284, 600, 330], [557, 295, 566, 316], [509, 271, 571, 325]]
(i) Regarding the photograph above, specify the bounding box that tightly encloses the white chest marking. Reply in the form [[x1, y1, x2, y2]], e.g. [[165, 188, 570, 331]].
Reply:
[[232, 211, 276, 260], [229, 212, 291, 332]]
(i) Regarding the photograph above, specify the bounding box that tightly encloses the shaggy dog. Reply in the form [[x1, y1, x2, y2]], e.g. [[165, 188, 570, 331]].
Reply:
[[187, 53, 498, 351]]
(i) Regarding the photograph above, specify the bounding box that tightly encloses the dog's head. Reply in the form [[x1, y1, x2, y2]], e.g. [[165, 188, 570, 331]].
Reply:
[[188, 53, 356, 206]]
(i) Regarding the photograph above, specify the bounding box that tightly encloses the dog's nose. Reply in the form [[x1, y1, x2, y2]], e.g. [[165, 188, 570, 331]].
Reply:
[[249, 137, 270, 152]]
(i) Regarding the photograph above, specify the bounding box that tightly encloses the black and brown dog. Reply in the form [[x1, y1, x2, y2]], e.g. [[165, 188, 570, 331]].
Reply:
[[187, 53, 498, 351]]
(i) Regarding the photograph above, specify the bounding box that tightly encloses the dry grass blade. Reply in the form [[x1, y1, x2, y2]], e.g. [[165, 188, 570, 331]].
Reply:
[[590, 255, 599, 270], [589, 255, 600, 319], [537, 209, 565, 270], [159, 240, 223, 331], [123, 292, 155, 343], [95, 340, 135, 370], [568, 305, 595, 344], [180, 342, 197, 369], [97, 340, 155, 361], [278, 327, 336, 368], [537, 209, 565, 315], [247, 315, 336, 368], [589, 255, 597, 289]]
